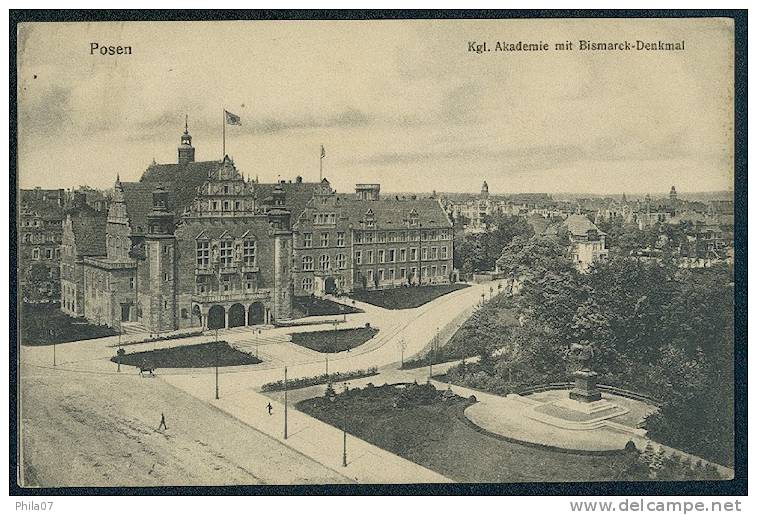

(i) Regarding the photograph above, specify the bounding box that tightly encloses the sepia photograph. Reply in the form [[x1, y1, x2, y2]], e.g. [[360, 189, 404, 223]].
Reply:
[[10, 10, 746, 497]]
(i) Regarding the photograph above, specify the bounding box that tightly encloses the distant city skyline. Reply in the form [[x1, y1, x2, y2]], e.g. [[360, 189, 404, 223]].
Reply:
[[18, 19, 734, 195]]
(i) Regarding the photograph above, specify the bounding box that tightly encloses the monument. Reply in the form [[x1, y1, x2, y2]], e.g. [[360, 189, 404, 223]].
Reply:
[[567, 341, 602, 403]]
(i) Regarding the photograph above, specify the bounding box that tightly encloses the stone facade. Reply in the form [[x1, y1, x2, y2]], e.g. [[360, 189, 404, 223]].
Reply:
[[292, 182, 454, 295], [73, 121, 456, 332], [77, 124, 298, 333], [60, 198, 107, 317], [19, 188, 65, 303]]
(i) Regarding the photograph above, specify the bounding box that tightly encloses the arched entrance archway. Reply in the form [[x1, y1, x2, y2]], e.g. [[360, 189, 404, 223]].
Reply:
[[228, 303, 245, 328], [248, 302, 265, 325], [324, 277, 337, 294], [208, 305, 226, 330]]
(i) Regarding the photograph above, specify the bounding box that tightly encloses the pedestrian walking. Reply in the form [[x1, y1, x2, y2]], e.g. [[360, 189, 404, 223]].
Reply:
[[267, 402, 273, 415], [158, 412, 167, 430]]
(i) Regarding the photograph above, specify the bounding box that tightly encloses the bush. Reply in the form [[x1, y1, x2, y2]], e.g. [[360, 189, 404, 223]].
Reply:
[[260, 367, 379, 392]]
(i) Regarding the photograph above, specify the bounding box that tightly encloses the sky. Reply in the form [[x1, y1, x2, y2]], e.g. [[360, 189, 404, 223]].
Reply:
[[17, 18, 734, 195]]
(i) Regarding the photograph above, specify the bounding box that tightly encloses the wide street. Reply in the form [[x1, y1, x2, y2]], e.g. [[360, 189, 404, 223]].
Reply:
[[19, 281, 494, 485]]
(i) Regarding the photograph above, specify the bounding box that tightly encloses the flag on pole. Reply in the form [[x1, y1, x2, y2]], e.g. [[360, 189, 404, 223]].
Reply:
[[320, 145, 326, 159], [225, 110, 242, 126]]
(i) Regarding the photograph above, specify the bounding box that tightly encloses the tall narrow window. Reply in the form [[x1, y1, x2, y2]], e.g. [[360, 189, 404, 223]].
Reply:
[[196, 241, 210, 267], [319, 254, 330, 271], [220, 241, 233, 267], [243, 239, 256, 266]]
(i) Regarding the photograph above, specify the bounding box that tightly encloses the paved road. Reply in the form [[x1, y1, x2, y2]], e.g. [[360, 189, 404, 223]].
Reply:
[[20, 282, 494, 485], [18, 363, 350, 487]]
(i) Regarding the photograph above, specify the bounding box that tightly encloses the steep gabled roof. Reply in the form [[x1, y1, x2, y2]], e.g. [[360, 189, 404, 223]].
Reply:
[[120, 182, 156, 233], [69, 205, 107, 257], [140, 160, 221, 217], [564, 214, 604, 236], [255, 181, 321, 220]]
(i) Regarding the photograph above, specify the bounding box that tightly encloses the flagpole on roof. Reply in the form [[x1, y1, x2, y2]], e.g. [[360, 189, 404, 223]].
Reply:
[[222, 108, 226, 158], [320, 145, 326, 182]]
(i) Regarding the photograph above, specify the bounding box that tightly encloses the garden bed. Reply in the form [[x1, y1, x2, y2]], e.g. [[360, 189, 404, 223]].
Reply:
[[297, 383, 721, 482], [292, 296, 363, 318], [290, 326, 379, 353], [111, 341, 261, 368], [20, 303, 117, 346], [349, 284, 470, 310]]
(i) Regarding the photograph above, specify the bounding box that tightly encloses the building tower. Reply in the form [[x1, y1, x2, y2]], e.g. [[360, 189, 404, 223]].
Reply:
[[268, 208, 293, 322], [669, 185, 678, 204], [144, 186, 177, 333], [178, 115, 195, 165], [480, 180, 490, 200]]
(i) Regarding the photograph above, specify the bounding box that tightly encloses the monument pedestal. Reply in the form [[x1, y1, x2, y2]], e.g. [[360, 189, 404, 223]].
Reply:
[[569, 370, 602, 403]]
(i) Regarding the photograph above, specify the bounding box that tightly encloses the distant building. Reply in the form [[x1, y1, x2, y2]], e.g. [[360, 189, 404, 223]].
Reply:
[[561, 214, 608, 271], [19, 188, 65, 302]]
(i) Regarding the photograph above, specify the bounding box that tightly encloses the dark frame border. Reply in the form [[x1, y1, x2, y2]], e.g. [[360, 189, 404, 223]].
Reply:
[[8, 9, 748, 497]]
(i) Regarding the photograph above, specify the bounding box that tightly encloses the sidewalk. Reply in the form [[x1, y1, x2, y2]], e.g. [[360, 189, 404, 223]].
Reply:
[[162, 372, 451, 484]]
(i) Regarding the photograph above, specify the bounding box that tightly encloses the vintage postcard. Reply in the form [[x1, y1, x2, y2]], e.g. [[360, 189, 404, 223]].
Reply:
[[12, 12, 745, 495]]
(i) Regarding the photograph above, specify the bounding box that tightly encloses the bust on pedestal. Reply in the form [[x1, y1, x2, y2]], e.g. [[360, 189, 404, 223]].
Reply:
[[567, 341, 602, 403]]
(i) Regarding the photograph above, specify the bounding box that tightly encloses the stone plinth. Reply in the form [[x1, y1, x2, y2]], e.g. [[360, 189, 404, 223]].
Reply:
[[569, 370, 602, 403]]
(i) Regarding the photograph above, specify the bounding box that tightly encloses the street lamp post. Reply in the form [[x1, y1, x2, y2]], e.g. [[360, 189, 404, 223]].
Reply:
[[214, 328, 219, 400], [284, 366, 288, 439]]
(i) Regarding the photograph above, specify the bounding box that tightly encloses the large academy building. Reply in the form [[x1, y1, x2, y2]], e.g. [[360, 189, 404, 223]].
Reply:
[[65, 122, 454, 333]]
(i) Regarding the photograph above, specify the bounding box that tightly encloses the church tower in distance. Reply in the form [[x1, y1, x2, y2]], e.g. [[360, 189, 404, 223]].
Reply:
[[178, 115, 195, 165]]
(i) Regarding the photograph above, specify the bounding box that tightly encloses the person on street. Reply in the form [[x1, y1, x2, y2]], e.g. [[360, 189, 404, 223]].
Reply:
[[267, 402, 273, 415], [158, 412, 167, 430]]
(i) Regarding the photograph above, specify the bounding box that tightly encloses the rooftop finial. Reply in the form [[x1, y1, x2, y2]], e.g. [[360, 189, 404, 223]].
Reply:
[[184, 114, 189, 134]]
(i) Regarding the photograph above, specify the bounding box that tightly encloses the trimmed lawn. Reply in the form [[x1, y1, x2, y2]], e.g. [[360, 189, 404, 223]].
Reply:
[[20, 303, 117, 346], [297, 384, 645, 483], [350, 284, 470, 310], [292, 296, 363, 318], [290, 327, 379, 353], [111, 341, 261, 369]]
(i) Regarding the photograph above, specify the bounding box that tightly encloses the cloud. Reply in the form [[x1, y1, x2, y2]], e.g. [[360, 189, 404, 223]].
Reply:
[[356, 143, 588, 172], [242, 107, 373, 135]]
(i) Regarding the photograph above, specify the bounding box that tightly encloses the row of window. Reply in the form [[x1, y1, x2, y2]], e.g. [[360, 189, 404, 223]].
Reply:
[[22, 233, 61, 244], [354, 246, 448, 265], [20, 219, 62, 228], [196, 240, 256, 268], [31, 247, 61, 260], [353, 229, 450, 244], [196, 273, 257, 294], [301, 254, 347, 271], [360, 265, 448, 284], [302, 232, 346, 248], [206, 199, 250, 212], [312, 212, 337, 225]]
